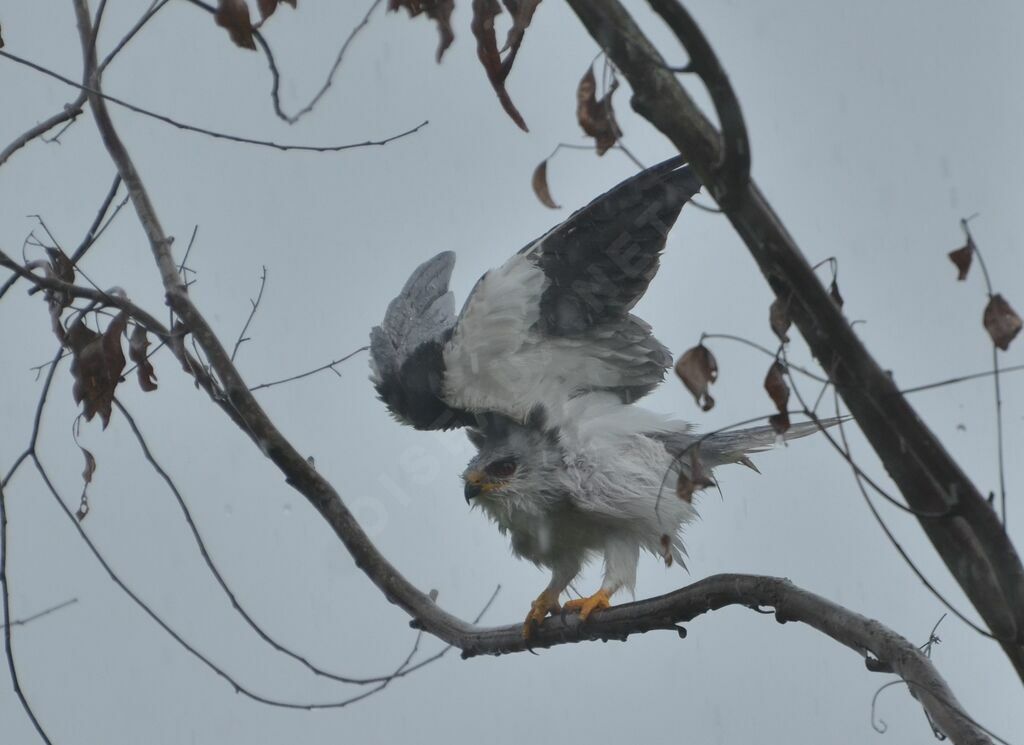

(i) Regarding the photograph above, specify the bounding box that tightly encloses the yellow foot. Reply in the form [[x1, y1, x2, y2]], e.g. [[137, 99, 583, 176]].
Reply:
[[522, 590, 561, 639], [562, 588, 612, 621]]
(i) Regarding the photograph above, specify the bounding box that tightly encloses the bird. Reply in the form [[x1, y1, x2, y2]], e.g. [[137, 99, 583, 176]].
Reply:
[[369, 156, 828, 638]]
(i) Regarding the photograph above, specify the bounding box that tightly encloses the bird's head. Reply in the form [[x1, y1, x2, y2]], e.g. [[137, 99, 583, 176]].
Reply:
[[461, 413, 562, 504]]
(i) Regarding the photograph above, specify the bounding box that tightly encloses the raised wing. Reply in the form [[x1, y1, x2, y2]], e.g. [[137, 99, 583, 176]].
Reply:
[[442, 158, 701, 423], [369, 251, 471, 430]]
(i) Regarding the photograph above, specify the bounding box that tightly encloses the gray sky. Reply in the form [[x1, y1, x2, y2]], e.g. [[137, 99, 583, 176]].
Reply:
[[1, 1, 1022, 743]]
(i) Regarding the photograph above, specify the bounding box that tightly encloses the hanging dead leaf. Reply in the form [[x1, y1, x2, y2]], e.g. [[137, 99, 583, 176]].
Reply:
[[0, 21, 5, 48], [764, 360, 790, 434], [67, 311, 128, 428], [471, 0, 528, 131], [983, 294, 1022, 351], [948, 241, 973, 281], [659, 534, 673, 567], [829, 279, 844, 309], [676, 447, 715, 503], [531, 159, 560, 209], [215, 0, 257, 50], [389, 0, 455, 62], [129, 324, 159, 392], [675, 344, 717, 412], [80, 445, 96, 485], [257, 0, 297, 21], [576, 65, 622, 156], [44, 247, 75, 284], [501, 0, 541, 54], [769, 297, 791, 343]]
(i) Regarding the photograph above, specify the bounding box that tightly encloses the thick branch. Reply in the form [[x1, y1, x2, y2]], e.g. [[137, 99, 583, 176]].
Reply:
[[566, 0, 1024, 681], [460, 574, 992, 745]]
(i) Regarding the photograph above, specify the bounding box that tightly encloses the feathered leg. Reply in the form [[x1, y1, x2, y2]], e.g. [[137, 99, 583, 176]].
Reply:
[[564, 537, 639, 621], [523, 559, 580, 639]]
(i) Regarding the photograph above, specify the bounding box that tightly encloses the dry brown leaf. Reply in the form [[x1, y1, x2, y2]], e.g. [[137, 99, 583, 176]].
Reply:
[[67, 312, 128, 428], [676, 448, 715, 503], [576, 65, 622, 156], [80, 445, 96, 485], [0, 21, 5, 49], [389, 0, 455, 62], [531, 159, 560, 209], [764, 360, 790, 434], [659, 534, 673, 567], [983, 294, 1022, 351], [45, 247, 75, 284], [675, 344, 717, 412], [75, 443, 96, 521], [471, 0, 528, 131], [215, 0, 257, 50], [769, 297, 791, 343], [501, 0, 541, 54], [948, 241, 973, 281], [829, 279, 844, 309], [129, 324, 159, 392]]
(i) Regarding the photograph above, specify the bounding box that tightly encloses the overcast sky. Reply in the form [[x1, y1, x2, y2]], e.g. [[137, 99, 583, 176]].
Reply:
[[1, 1, 1022, 743]]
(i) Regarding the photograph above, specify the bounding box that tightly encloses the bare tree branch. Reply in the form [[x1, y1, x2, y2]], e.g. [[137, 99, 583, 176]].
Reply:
[[0, 598, 78, 629], [249, 346, 368, 392], [0, 49, 428, 154], [0, 93, 87, 169]]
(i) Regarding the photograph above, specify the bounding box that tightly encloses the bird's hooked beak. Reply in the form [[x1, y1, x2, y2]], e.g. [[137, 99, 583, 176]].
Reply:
[[464, 471, 485, 503]]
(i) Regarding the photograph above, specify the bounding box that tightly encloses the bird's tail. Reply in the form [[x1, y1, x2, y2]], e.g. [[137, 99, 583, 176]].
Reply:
[[661, 416, 845, 471]]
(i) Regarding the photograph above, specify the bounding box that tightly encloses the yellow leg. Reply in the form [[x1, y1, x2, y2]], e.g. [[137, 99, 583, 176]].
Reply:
[[562, 588, 612, 621], [522, 589, 561, 639]]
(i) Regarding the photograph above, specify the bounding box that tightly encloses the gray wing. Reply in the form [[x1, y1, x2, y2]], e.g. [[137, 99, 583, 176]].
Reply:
[[369, 252, 472, 430], [442, 158, 702, 421], [527, 156, 702, 336]]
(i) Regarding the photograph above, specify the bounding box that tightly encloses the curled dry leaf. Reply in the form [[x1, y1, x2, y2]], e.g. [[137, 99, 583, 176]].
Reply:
[[129, 324, 159, 392], [471, 0, 529, 131], [764, 360, 790, 434], [501, 0, 541, 54], [257, 0, 297, 22], [0, 21, 5, 48], [983, 294, 1022, 351], [531, 159, 560, 209], [659, 534, 673, 567], [80, 445, 96, 485], [676, 447, 715, 503], [948, 241, 973, 281], [576, 65, 622, 156], [675, 344, 717, 412], [37, 249, 75, 343], [389, 0, 455, 62], [67, 311, 128, 428], [215, 0, 257, 50], [829, 279, 844, 309], [769, 297, 791, 343]]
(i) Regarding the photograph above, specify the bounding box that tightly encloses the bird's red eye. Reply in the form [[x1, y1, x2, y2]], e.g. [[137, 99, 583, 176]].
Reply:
[[486, 459, 517, 479]]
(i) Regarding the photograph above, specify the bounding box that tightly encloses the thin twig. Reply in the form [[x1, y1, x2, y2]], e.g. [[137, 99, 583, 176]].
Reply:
[[959, 218, 1007, 529], [1, 479, 54, 744], [0, 50, 429, 154], [0, 598, 79, 629], [249, 346, 369, 391], [231, 266, 267, 362], [181, 0, 383, 124], [113, 396, 441, 686]]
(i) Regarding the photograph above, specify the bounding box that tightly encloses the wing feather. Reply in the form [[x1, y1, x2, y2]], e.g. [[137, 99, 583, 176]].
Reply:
[[369, 252, 470, 429], [443, 159, 701, 422]]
